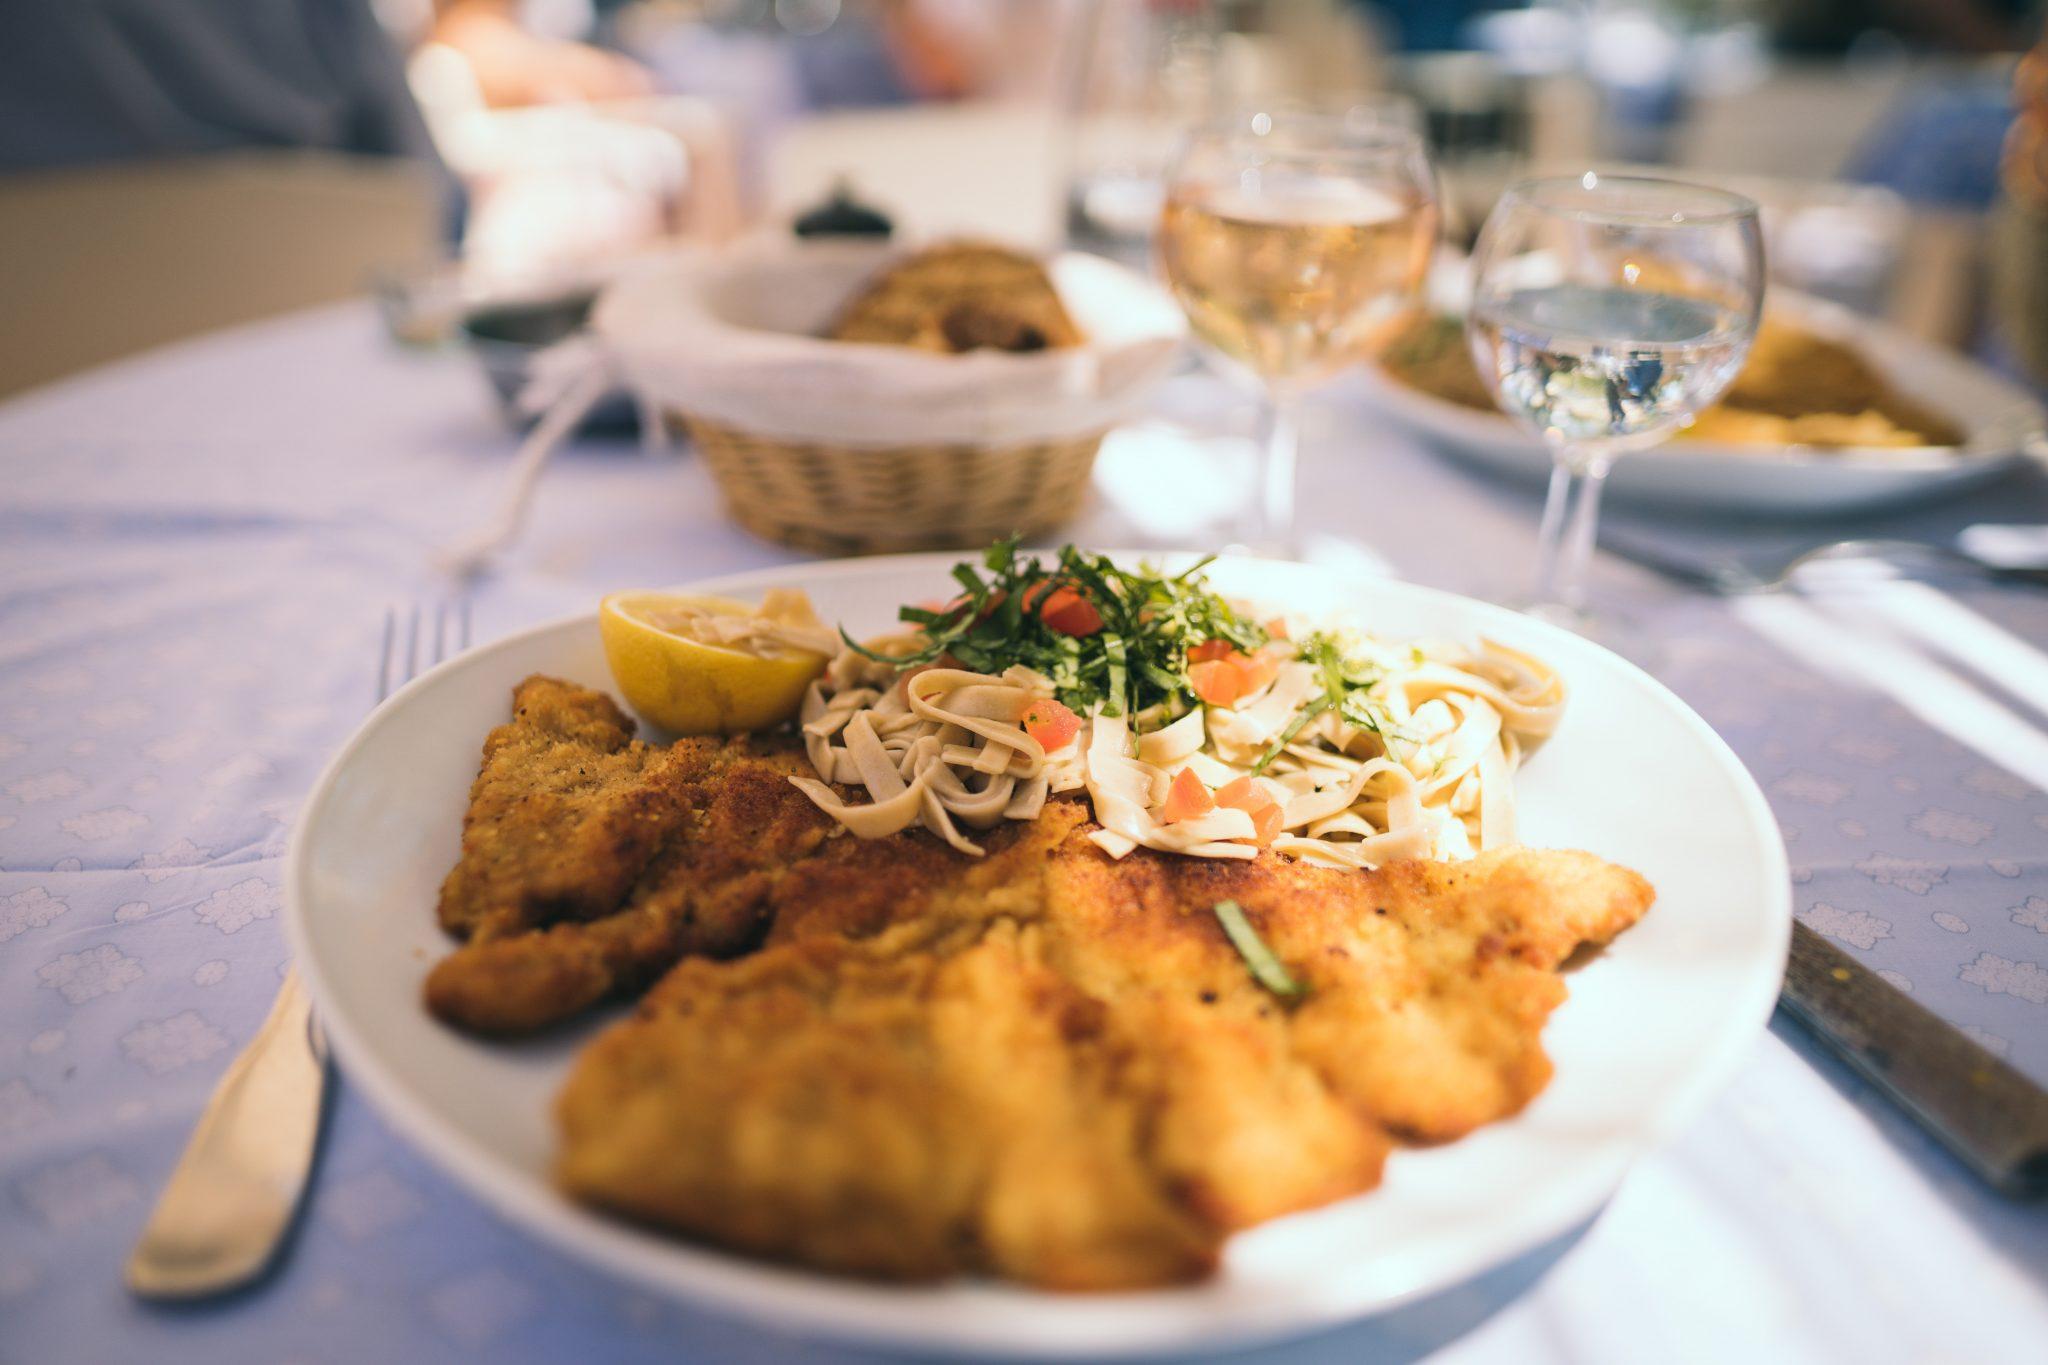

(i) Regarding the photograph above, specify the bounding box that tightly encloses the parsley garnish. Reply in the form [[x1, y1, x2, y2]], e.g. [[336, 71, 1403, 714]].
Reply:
[[845, 539, 1266, 718], [1213, 900, 1304, 998]]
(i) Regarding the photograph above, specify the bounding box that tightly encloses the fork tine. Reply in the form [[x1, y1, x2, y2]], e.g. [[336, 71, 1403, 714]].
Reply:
[[458, 596, 473, 651], [403, 603, 421, 683], [377, 607, 397, 705], [432, 601, 448, 668]]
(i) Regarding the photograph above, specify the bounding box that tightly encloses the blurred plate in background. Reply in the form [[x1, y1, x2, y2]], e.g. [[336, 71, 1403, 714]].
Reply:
[[1357, 289, 2046, 517]]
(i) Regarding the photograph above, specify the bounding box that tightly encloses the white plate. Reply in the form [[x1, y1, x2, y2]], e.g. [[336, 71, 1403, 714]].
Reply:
[[1357, 292, 2047, 517], [286, 555, 1791, 1358]]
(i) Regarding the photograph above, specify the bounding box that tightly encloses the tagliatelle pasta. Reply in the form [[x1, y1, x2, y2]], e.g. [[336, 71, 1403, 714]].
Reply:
[[790, 603, 1565, 870]]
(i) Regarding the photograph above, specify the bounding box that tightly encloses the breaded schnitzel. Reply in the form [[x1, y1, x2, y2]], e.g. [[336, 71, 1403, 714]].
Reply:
[[431, 676, 1653, 1286], [556, 805, 1652, 1287], [428, 676, 839, 1033]]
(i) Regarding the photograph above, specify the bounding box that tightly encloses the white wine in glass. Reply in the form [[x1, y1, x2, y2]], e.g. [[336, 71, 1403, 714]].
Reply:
[[1159, 108, 1437, 551], [1465, 174, 1764, 627]]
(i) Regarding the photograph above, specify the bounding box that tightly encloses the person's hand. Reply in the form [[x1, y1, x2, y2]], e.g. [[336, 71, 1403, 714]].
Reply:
[[432, 1, 653, 108]]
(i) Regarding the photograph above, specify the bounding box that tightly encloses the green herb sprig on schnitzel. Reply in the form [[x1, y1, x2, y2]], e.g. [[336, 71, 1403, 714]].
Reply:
[[844, 539, 1268, 718]]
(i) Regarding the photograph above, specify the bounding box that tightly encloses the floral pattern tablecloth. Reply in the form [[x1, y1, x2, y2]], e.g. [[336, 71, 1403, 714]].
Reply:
[[2, 305, 2044, 1363]]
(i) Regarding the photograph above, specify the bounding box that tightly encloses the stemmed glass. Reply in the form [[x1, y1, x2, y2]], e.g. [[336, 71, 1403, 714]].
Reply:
[[1466, 173, 1765, 626], [1158, 103, 1438, 553]]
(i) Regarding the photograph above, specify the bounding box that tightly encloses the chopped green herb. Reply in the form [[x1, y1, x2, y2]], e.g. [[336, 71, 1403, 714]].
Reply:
[[1246, 630, 1399, 772], [844, 538, 1267, 719], [1213, 899, 1304, 998], [1249, 695, 1331, 775]]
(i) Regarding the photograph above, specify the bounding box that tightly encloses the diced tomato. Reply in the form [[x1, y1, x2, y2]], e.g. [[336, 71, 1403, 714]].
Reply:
[[1235, 650, 1279, 695], [1160, 767, 1215, 823], [1214, 776, 1260, 809], [1215, 776, 1284, 845], [1022, 697, 1081, 752], [1020, 579, 1102, 636], [1189, 659, 1245, 707], [1264, 617, 1290, 640], [1188, 644, 1278, 707], [1041, 587, 1103, 636]]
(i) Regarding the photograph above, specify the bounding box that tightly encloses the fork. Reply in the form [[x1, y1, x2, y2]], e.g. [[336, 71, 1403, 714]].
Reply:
[[1598, 531, 2048, 597], [125, 599, 471, 1300]]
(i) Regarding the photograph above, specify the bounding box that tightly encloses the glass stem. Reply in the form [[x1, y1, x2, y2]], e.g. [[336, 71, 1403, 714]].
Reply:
[[1253, 389, 1301, 555], [1532, 450, 1612, 615]]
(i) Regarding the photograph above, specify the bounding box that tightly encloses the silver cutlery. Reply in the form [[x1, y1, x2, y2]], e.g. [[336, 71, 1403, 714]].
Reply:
[[1598, 526, 2048, 1193], [1599, 530, 2048, 596], [1784, 924, 2048, 1197], [125, 599, 471, 1299]]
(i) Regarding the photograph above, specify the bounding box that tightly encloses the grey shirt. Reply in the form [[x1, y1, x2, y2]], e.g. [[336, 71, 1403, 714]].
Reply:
[[0, 0, 432, 171]]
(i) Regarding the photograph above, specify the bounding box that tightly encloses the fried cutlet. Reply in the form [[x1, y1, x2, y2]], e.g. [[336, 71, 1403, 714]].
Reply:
[[435, 676, 676, 940], [555, 801, 1653, 1288], [427, 677, 845, 1034], [432, 676, 1653, 1286]]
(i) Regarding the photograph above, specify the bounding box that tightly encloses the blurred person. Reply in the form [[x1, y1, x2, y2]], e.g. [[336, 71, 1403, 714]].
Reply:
[[1770, 0, 2033, 54], [0, 0, 431, 173], [429, 0, 654, 107], [0, 0, 676, 392], [1994, 32, 2048, 381], [0, 0, 652, 176]]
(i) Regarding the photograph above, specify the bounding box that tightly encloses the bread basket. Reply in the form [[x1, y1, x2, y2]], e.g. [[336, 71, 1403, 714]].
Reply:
[[590, 240, 1187, 554]]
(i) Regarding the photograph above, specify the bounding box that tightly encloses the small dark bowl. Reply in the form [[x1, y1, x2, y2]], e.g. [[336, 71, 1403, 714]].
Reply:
[[459, 290, 640, 436]]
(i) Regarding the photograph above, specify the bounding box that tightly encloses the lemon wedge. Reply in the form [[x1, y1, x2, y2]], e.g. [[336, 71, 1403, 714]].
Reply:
[[599, 590, 832, 735]]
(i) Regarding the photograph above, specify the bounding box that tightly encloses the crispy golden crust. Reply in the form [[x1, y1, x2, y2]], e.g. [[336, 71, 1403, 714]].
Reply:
[[434, 676, 679, 940], [434, 677, 1653, 1284], [556, 798, 1653, 1288], [427, 681, 843, 1034]]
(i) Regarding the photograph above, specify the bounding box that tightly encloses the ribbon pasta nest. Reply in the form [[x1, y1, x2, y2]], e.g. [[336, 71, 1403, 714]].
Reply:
[[787, 545, 1565, 870]]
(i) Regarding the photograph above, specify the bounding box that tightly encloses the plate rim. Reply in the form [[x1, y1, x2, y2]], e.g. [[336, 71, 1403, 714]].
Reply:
[[1356, 360, 2032, 474], [1359, 285, 2046, 475], [285, 555, 1792, 1357]]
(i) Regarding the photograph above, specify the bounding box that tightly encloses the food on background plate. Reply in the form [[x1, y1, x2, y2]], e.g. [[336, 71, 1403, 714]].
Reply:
[[423, 542, 1654, 1286], [828, 242, 1084, 354], [1382, 312, 1964, 450], [1679, 319, 1963, 447]]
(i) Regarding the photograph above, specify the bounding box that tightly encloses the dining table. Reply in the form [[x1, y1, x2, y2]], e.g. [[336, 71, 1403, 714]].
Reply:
[[2, 296, 2046, 1364]]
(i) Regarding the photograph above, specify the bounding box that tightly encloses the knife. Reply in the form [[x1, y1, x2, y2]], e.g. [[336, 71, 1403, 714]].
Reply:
[[1598, 527, 2048, 1195], [1782, 922, 2048, 1197]]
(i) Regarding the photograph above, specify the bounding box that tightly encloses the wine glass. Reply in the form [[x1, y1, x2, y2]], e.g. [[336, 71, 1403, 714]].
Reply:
[[1466, 173, 1764, 626], [1158, 103, 1438, 553]]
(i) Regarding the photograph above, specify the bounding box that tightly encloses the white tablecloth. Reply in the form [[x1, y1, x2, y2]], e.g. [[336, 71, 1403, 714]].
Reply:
[[1, 303, 2043, 1363]]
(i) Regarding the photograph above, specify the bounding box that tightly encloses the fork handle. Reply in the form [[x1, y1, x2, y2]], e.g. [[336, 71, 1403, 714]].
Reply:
[[1924, 543, 2048, 589], [125, 970, 330, 1298]]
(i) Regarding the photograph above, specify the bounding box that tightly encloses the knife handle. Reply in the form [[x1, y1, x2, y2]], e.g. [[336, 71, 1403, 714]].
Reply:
[[1781, 923, 2048, 1197]]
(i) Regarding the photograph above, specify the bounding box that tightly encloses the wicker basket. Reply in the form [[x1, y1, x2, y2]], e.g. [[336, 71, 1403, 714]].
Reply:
[[680, 414, 1104, 556]]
